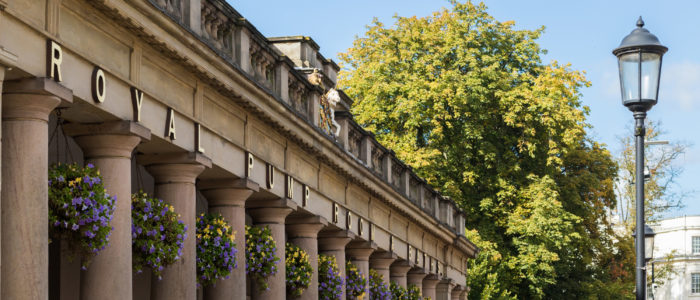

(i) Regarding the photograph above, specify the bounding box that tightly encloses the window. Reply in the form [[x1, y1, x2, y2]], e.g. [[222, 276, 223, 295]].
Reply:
[[693, 236, 700, 254], [693, 273, 700, 294]]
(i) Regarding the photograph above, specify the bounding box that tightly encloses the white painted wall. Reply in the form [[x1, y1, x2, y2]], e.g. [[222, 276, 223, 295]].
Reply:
[[651, 216, 700, 299]]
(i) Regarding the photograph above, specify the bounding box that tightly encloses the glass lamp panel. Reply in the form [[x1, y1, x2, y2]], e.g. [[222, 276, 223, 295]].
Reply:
[[645, 235, 654, 260], [619, 52, 640, 102], [641, 52, 661, 101]]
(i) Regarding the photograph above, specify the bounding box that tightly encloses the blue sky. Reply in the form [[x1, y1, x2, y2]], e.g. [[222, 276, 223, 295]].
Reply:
[[231, 0, 699, 217]]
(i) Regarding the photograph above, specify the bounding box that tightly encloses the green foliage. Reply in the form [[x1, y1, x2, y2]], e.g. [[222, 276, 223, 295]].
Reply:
[[286, 243, 312, 297], [390, 282, 408, 299], [406, 284, 421, 300], [48, 163, 114, 269], [339, 1, 622, 298], [318, 255, 343, 299], [196, 213, 237, 287], [346, 261, 367, 299], [246, 225, 279, 291], [132, 191, 186, 279], [368, 269, 390, 300]]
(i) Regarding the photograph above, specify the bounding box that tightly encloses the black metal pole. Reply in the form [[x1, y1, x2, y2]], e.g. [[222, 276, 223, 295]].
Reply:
[[635, 111, 647, 300], [651, 262, 655, 300]]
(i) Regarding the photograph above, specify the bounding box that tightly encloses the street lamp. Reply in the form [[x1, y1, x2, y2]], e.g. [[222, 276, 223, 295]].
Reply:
[[632, 224, 656, 263], [634, 225, 657, 299], [613, 17, 667, 300]]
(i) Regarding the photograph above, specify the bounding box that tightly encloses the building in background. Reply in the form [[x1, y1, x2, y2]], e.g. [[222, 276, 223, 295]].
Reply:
[[650, 215, 700, 299]]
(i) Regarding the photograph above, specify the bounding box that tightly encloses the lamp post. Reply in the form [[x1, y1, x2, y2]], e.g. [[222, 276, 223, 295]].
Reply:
[[633, 225, 656, 298], [613, 17, 667, 300]]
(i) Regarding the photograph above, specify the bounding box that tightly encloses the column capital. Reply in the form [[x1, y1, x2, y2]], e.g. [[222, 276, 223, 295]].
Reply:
[[199, 178, 259, 207], [248, 206, 293, 224], [319, 230, 355, 251], [286, 215, 327, 238], [390, 260, 413, 277], [422, 274, 440, 286], [370, 251, 397, 270], [451, 285, 465, 299], [407, 271, 427, 284], [2, 78, 71, 122], [3, 77, 72, 102], [319, 236, 352, 251], [346, 241, 377, 261], [65, 121, 150, 158], [138, 152, 211, 184]]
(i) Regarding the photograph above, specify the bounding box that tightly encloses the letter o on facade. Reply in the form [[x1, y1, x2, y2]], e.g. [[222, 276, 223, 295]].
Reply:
[[92, 67, 106, 103]]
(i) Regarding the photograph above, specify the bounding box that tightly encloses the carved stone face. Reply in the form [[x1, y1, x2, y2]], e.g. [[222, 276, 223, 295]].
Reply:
[[326, 88, 341, 107]]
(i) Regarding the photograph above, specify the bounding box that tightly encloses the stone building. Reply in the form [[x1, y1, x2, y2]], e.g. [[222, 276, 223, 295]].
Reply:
[[650, 216, 700, 299], [0, 0, 478, 299]]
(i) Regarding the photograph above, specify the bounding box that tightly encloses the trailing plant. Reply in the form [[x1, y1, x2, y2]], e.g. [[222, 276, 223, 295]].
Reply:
[[407, 284, 421, 300], [390, 281, 408, 299], [318, 254, 343, 300], [196, 213, 237, 287], [346, 261, 367, 299], [131, 191, 186, 279], [48, 162, 115, 269], [246, 225, 279, 291], [286, 243, 313, 297], [368, 269, 390, 300]]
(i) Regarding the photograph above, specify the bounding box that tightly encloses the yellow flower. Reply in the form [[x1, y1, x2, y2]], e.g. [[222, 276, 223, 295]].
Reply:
[[216, 228, 222, 236], [75, 177, 82, 183]]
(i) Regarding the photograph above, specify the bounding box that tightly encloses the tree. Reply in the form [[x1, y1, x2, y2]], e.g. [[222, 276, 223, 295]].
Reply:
[[615, 120, 690, 224], [339, 1, 623, 298], [613, 120, 689, 296]]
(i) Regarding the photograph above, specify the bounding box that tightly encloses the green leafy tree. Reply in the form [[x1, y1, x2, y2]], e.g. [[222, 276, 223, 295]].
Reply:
[[339, 1, 622, 298]]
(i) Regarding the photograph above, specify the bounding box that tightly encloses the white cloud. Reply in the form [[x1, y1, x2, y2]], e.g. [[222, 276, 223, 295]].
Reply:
[[659, 61, 700, 110]]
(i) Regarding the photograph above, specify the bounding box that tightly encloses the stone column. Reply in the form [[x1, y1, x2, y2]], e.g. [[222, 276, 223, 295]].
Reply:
[[422, 274, 440, 300], [199, 178, 259, 300], [369, 252, 396, 288], [286, 216, 327, 300], [451, 285, 464, 300], [436, 279, 455, 300], [1, 78, 70, 300], [247, 198, 296, 300], [390, 260, 412, 288], [407, 270, 427, 295], [346, 241, 376, 299], [319, 231, 354, 300], [139, 153, 211, 300], [65, 121, 150, 300], [0, 65, 5, 298]]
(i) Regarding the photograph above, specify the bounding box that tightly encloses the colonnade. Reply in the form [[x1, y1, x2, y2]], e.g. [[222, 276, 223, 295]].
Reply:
[[0, 76, 468, 299]]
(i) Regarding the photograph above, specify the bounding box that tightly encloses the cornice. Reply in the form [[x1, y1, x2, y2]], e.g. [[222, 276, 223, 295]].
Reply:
[[85, 0, 471, 251]]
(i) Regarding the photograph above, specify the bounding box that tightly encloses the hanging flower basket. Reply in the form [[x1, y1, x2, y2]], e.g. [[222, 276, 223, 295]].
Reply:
[[285, 243, 313, 297], [407, 284, 421, 300], [196, 213, 237, 287], [131, 191, 186, 279], [48, 163, 115, 269], [390, 281, 408, 299], [246, 225, 279, 291], [346, 261, 367, 299], [369, 269, 390, 300], [318, 254, 343, 300]]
